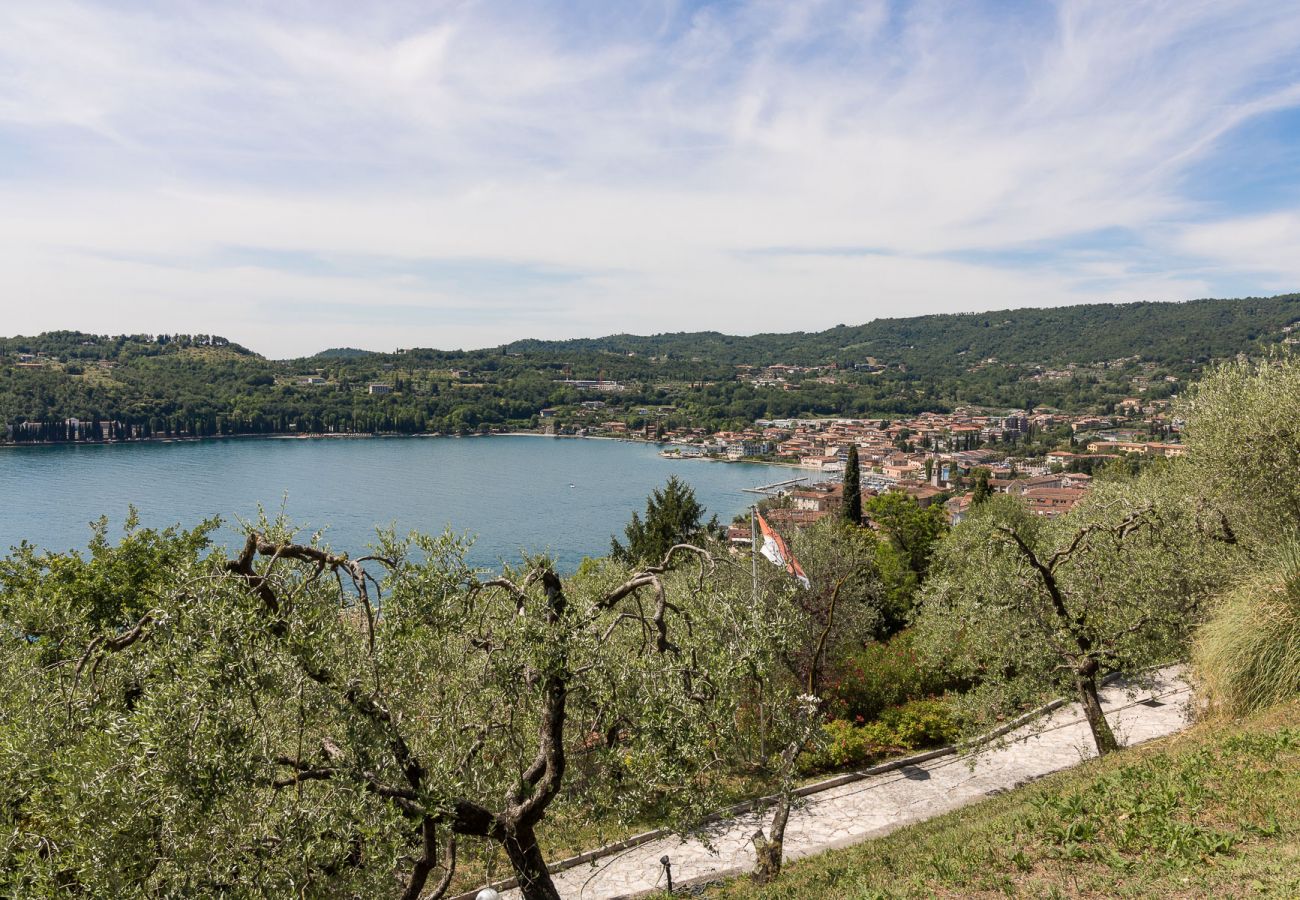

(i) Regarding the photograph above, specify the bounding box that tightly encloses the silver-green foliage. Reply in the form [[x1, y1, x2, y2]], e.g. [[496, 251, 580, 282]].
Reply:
[[785, 519, 886, 694], [0, 516, 793, 898], [1180, 352, 1300, 715], [914, 469, 1236, 753], [1179, 352, 1300, 547]]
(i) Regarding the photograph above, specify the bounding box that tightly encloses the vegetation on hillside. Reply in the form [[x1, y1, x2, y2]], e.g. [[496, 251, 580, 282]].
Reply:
[[1188, 354, 1300, 717], [507, 295, 1300, 369], [914, 471, 1234, 755], [3, 295, 1297, 441], [1, 513, 813, 899]]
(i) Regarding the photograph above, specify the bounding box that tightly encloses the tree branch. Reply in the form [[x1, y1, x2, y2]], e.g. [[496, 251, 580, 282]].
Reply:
[[807, 576, 848, 695], [226, 535, 424, 799]]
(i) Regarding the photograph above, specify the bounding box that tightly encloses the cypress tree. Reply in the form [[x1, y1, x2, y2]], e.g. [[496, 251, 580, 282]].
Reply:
[[842, 445, 862, 524]]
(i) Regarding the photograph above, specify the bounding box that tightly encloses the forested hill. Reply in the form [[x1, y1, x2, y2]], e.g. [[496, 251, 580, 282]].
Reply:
[[0, 331, 256, 362], [504, 294, 1300, 370], [1, 295, 1297, 442]]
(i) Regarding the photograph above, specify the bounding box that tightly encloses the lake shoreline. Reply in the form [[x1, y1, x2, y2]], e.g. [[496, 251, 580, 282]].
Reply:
[[1, 432, 798, 567], [0, 430, 813, 470]]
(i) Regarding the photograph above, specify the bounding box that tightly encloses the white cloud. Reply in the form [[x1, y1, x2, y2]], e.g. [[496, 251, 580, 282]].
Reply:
[[0, 0, 1298, 355], [1176, 213, 1300, 287]]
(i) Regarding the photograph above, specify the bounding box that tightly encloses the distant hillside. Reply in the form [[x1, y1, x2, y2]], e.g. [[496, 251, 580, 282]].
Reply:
[[0, 331, 257, 362], [2, 295, 1297, 443], [504, 295, 1300, 371], [310, 347, 376, 360]]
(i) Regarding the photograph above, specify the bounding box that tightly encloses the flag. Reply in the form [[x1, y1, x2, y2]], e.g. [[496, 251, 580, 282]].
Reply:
[[756, 511, 811, 588]]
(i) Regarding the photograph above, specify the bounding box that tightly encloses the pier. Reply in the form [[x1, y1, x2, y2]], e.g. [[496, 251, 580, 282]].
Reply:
[[742, 477, 810, 495]]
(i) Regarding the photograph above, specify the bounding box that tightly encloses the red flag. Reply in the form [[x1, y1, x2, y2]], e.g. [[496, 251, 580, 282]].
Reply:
[[756, 512, 810, 588]]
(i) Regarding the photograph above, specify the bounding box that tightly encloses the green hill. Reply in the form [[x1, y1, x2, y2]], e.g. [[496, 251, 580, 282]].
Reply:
[[2, 295, 1297, 441], [0, 331, 257, 363], [505, 294, 1300, 370], [310, 347, 377, 360]]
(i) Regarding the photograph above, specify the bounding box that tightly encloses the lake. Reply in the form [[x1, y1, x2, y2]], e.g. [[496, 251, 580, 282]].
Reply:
[[0, 436, 805, 570]]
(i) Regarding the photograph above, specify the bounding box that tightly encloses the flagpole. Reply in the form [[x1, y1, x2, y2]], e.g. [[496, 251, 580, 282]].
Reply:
[[751, 504, 759, 606]]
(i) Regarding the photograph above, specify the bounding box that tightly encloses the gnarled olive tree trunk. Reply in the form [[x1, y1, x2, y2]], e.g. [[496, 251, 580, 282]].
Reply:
[[227, 533, 709, 900]]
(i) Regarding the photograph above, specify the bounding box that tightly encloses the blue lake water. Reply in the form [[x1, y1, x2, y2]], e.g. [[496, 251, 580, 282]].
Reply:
[[0, 436, 803, 570]]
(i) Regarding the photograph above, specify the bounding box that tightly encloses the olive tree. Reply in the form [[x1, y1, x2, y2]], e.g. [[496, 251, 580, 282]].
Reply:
[[1180, 352, 1300, 715], [783, 518, 885, 695], [1, 515, 219, 897], [729, 519, 886, 884], [1179, 352, 1300, 547], [915, 470, 1235, 756], [1, 519, 775, 900]]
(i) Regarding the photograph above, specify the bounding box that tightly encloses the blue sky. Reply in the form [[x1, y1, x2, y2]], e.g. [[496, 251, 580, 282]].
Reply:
[[2, 0, 1300, 357]]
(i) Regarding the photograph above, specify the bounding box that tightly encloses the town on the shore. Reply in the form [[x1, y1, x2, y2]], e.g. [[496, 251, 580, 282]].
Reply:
[[535, 377, 1183, 531]]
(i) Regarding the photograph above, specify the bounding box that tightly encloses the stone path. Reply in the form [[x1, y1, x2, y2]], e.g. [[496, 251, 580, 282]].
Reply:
[[502, 665, 1192, 900]]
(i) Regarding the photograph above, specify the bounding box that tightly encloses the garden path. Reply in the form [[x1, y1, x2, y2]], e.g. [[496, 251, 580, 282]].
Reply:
[[493, 665, 1192, 899]]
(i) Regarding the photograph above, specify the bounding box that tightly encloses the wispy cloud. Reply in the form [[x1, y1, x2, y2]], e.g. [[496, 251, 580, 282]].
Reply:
[[1, 0, 1299, 355]]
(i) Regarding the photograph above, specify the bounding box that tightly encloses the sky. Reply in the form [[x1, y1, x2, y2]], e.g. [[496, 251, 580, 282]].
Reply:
[[2, 0, 1300, 358]]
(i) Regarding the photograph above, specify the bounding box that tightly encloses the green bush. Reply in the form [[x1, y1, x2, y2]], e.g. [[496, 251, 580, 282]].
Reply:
[[1195, 541, 1300, 716], [823, 629, 955, 721], [876, 698, 960, 748], [816, 718, 877, 769], [804, 698, 958, 772]]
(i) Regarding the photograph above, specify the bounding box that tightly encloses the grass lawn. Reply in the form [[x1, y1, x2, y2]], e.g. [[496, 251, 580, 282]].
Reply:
[[707, 698, 1300, 899]]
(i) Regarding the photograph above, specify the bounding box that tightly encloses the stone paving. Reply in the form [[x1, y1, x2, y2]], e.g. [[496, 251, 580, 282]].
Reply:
[[502, 665, 1192, 900]]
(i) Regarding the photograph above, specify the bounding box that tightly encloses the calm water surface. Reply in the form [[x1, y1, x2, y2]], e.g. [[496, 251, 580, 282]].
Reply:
[[0, 436, 802, 570]]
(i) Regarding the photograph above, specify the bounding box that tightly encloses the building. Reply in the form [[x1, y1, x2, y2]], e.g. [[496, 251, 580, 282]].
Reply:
[[556, 379, 626, 392], [892, 483, 946, 508], [725, 524, 752, 546], [800, 454, 844, 473], [1085, 440, 1186, 458], [1020, 486, 1088, 518], [790, 482, 843, 513], [945, 493, 973, 525], [726, 440, 772, 460], [368, 383, 392, 395], [763, 508, 828, 528]]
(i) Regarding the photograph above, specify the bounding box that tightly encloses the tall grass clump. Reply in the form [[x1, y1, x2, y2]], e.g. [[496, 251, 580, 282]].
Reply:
[[1196, 539, 1300, 715]]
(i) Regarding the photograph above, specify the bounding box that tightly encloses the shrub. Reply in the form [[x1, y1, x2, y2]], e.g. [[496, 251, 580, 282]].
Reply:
[[1195, 540, 1300, 716], [875, 698, 959, 748], [804, 698, 958, 772], [816, 718, 876, 769], [823, 629, 955, 721]]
